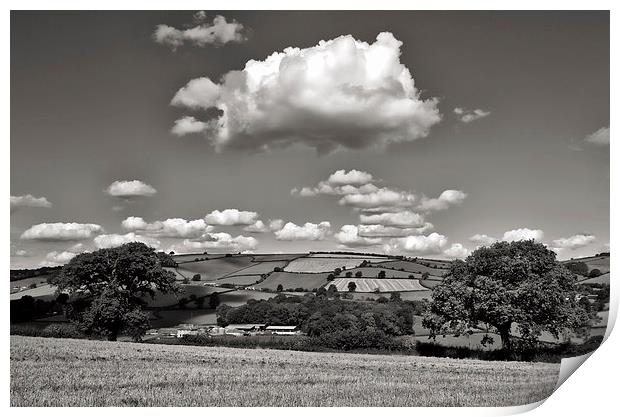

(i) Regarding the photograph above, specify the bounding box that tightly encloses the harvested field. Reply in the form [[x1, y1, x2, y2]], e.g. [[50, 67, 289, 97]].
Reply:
[[344, 267, 417, 278], [10, 336, 560, 407], [330, 278, 427, 292], [255, 271, 329, 291]]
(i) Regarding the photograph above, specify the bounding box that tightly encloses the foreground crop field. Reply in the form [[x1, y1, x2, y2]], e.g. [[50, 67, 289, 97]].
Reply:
[[11, 336, 559, 407]]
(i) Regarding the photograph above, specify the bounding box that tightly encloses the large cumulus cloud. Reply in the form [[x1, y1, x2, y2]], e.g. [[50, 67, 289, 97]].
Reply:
[[106, 180, 157, 198], [383, 232, 448, 255], [170, 32, 441, 153], [168, 233, 258, 254], [334, 225, 382, 248], [204, 209, 258, 226], [11, 194, 52, 212]]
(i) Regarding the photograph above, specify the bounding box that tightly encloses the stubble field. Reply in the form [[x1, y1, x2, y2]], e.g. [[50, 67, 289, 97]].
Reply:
[[11, 336, 559, 407]]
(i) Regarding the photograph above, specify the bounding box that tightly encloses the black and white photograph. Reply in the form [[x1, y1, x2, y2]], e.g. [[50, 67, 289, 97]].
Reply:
[[7, 5, 614, 409]]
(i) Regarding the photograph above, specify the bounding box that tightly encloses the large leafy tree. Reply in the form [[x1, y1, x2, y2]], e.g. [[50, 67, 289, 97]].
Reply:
[[423, 240, 591, 351], [52, 242, 177, 341]]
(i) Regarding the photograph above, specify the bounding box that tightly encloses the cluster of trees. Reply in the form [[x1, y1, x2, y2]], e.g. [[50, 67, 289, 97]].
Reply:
[[216, 291, 420, 350], [10, 293, 68, 323]]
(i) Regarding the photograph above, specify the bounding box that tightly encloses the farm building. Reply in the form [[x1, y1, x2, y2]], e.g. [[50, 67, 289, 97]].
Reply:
[[265, 325, 300, 335], [225, 323, 266, 336]]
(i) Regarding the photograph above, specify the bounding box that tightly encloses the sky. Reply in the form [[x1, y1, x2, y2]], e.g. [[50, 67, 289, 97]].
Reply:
[[10, 11, 609, 268]]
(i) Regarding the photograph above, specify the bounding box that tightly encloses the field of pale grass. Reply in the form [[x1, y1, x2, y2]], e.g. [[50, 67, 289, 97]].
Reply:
[[11, 336, 559, 407]]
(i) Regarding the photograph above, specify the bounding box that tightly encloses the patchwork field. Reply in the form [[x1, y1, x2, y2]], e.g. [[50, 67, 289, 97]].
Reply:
[[250, 254, 304, 262], [284, 257, 376, 273], [10, 336, 560, 407], [307, 253, 389, 260], [176, 256, 254, 280], [225, 261, 287, 276], [255, 272, 329, 291], [330, 278, 427, 292]]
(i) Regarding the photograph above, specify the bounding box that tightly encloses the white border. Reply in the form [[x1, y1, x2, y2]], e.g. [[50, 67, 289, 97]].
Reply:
[[2, 1, 616, 415]]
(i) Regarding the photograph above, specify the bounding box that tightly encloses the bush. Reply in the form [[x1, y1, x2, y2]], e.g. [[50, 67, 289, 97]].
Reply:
[[192, 274, 202, 281], [589, 269, 603, 278]]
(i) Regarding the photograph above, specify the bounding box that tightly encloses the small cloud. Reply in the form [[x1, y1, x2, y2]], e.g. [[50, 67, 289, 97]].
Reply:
[[334, 225, 382, 248], [93, 232, 160, 249], [584, 127, 610, 146], [39, 250, 79, 267], [454, 107, 490, 123], [502, 228, 544, 243], [417, 190, 467, 212], [551, 234, 596, 250], [469, 234, 498, 246], [357, 222, 434, 238], [122, 216, 212, 238], [171, 116, 210, 136], [339, 188, 416, 209], [204, 209, 258, 226], [359, 211, 425, 228], [268, 219, 285, 231], [383, 233, 448, 255], [106, 180, 157, 198], [21, 223, 103, 242], [243, 220, 268, 233], [154, 13, 246, 50], [443, 243, 470, 259], [167, 232, 257, 254], [10, 194, 52, 212], [274, 221, 331, 241]]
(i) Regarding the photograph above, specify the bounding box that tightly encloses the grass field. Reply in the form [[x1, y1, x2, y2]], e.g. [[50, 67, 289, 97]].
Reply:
[[10, 336, 560, 407], [255, 271, 329, 291], [330, 278, 427, 292], [284, 257, 375, 273], [369, 260, 448, 277], [579, 272, 610, 286], [216, 275, 263, 286], [9, 284, 56, 301], [225, 260, 287, 276], [177, 256, 254, 280]]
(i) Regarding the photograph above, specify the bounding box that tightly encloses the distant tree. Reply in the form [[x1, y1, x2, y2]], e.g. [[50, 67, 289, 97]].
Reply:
[[421, 272, 430, 280], [565, 261, 589, 276], [408, 274, 415, 279], [273, 267, 283, 272], [209, 292, 220, 309], [327, 273, 335, 281], [28, 282, 37, 289], [169, 251, 175, 255], [390, 292, 402, 302], [377, 270, 386, 279], [178, 297, 189, 309], [345, 271, 353, 278], [334, 268, 342, 276], [347, 281, 357, 292], [355, 271, 363, 278], [588, 269, 603, 278], [326, 284, 338, 297], [156, 251, 177, 267], [51, 242, 176, 341], [182, 277, 189, 284], [423, 241, 591, 352], [316, 287, 327, 297], [192, 274, 202, 281], [276, 284, 284, 292]]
